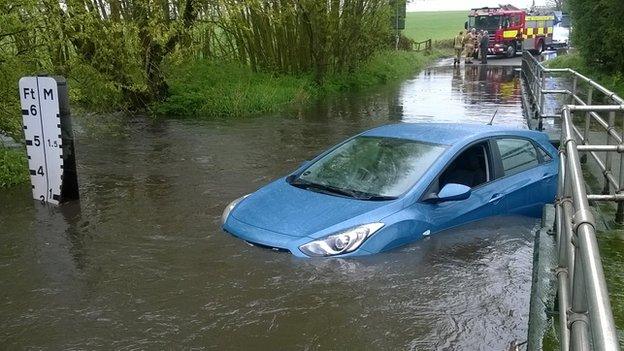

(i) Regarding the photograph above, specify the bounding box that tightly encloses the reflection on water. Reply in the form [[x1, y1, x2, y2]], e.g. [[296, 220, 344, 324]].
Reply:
[[1, 64, 536, 349], [401, 65, 525, 128]]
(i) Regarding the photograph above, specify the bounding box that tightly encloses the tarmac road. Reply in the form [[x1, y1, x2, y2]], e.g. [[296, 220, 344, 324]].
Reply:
[[437, 50, 558, 67]]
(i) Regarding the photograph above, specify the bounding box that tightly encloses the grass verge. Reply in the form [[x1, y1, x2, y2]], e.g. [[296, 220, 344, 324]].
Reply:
[[546, 52, 624, 99], [322, 49, 442, 92], [152, 61, 311, 118], [154, 50, 442, 118], [0, 147, 28, 188]]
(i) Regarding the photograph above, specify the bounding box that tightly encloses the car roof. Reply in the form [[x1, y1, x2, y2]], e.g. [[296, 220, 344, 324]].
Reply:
[[361, 123, 545, 146]]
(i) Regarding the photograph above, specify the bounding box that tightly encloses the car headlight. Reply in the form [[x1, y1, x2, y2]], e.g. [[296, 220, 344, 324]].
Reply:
[[221, 194, 250, 225], [299, 223, 384, 257]]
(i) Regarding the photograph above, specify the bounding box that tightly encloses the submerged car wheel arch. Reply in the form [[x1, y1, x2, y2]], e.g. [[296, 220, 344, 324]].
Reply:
[[359, 209, 431, 253]]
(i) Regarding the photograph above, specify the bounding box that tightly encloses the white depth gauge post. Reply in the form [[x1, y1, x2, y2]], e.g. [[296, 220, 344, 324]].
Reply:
[[19, 76, 79, 205]]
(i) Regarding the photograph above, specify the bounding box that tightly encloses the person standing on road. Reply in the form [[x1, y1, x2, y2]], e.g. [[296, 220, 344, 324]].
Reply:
[[464, 29, 475, 64], [475, 30, 483, 61], [480, 30, 489, 64], [453, 31, 464, 66]]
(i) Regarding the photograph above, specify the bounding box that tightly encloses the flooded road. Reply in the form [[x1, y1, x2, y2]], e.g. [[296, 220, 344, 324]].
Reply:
[[1, 63, 536, 349]]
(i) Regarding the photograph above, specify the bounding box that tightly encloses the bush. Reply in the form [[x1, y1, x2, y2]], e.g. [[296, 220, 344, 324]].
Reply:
[[0, 57, 30, 140], [0, 148, 28, 188], [568, 0, 624, 73], [68, 61, 126, 113], [153, 61, 311, 118], [394, 34, 415, 51], [433, 39, 454, 50]]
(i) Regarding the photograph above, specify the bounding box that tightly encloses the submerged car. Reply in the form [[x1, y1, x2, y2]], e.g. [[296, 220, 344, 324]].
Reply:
[[222, 123, 558, 258]]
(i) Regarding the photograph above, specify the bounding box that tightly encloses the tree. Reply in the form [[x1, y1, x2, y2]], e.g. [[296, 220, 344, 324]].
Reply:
[[61, 0, 203, 105], [567, 0, 624, 73]]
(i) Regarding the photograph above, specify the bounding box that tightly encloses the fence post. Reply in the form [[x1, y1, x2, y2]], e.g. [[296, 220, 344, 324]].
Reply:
[[603, 111, 615, 194], [617, 111, 624, 224], [538, 70, 546, 131], [571, 75, 578, 105], [581, 87, 593, 164]]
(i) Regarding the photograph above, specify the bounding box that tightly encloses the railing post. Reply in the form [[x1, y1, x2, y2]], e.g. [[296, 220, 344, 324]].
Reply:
[[539, 70, 546, 131], [603, 111, 615, 194], [571, 75, 578, 105], [617, 111, 624, 224], [533, 59, 540, 111], [581, 87, 593, 164]]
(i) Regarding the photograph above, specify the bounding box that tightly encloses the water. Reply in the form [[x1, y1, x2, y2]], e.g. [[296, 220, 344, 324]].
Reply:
[[1, 62, 538, 349]]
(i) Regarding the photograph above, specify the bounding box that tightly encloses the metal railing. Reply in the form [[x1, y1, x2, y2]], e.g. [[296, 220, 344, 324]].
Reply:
[[521, 51, 622, 350]]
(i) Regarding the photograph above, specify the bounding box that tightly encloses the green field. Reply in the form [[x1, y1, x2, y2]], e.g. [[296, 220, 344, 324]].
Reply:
[[403, 11, 468, 42]]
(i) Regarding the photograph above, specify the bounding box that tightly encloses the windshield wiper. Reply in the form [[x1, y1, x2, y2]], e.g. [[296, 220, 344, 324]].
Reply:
[[290, 179, 354, 197], [361, 194, 398, 201], [289, 178, 396, 201]]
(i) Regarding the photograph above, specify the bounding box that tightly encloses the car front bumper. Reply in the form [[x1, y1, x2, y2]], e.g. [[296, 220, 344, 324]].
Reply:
[[223, 215, 374, 258]]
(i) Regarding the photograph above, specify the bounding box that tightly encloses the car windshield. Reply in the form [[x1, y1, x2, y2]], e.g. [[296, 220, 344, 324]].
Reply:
[[471, 15, 501, 30], [292, 136, 446, 199]]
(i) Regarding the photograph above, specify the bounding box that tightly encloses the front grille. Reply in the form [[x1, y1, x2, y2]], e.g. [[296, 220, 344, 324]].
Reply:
[[244, 240, 290, 253], [224, 228, 291, 253]]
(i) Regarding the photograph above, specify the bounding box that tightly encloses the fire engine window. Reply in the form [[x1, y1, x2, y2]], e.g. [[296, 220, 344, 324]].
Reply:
[[475, 15, 501, 30], [538, 20, 545, 28], [511, 15, 520, 26]]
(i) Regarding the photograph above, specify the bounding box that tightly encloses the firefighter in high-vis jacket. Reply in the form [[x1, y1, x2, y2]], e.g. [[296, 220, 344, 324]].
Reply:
[[453, 31, 464, 66], [463, 28, 476, 64]]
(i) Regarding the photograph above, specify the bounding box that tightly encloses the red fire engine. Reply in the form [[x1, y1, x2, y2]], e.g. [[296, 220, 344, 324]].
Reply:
[[467, 5, 554, 58]]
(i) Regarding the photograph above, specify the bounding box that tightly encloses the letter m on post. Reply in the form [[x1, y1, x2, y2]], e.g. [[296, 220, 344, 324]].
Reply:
[[43, 88, 54, 100]]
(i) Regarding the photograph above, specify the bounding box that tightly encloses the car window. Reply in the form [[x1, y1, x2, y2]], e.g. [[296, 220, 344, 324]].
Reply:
[[496, 138, 539, 176], [537, 146, 553, 162], [439, 142, 490, 189]]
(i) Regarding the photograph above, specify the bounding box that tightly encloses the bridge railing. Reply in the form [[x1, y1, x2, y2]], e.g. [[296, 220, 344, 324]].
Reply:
[[521, 51, 622, 350]]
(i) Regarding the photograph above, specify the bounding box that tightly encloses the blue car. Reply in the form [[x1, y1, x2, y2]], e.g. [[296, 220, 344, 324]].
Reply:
[[222, 123, 558, 258]]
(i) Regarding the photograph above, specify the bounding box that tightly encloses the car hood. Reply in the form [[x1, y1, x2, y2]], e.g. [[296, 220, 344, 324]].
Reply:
[[231, 178, 400, 238]]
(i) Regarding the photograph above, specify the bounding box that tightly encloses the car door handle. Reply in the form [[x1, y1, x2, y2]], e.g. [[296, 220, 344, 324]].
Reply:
[[489, 193, 504, 204], [541, 173, 555, 180]]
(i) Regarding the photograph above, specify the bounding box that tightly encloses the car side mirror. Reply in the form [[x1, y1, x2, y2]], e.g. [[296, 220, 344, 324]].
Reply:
[[438, 183, 471, 202], [425, 183, 471, 203], [464, 21, 468, 30]]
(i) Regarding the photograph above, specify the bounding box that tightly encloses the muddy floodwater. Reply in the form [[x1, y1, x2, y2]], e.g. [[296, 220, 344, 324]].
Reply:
[[1, 63, 537, 350]]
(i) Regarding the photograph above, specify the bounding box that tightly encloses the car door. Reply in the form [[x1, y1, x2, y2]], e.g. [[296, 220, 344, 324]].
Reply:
[[420, 140, 506, 233], [491, 137, 556, 217]]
